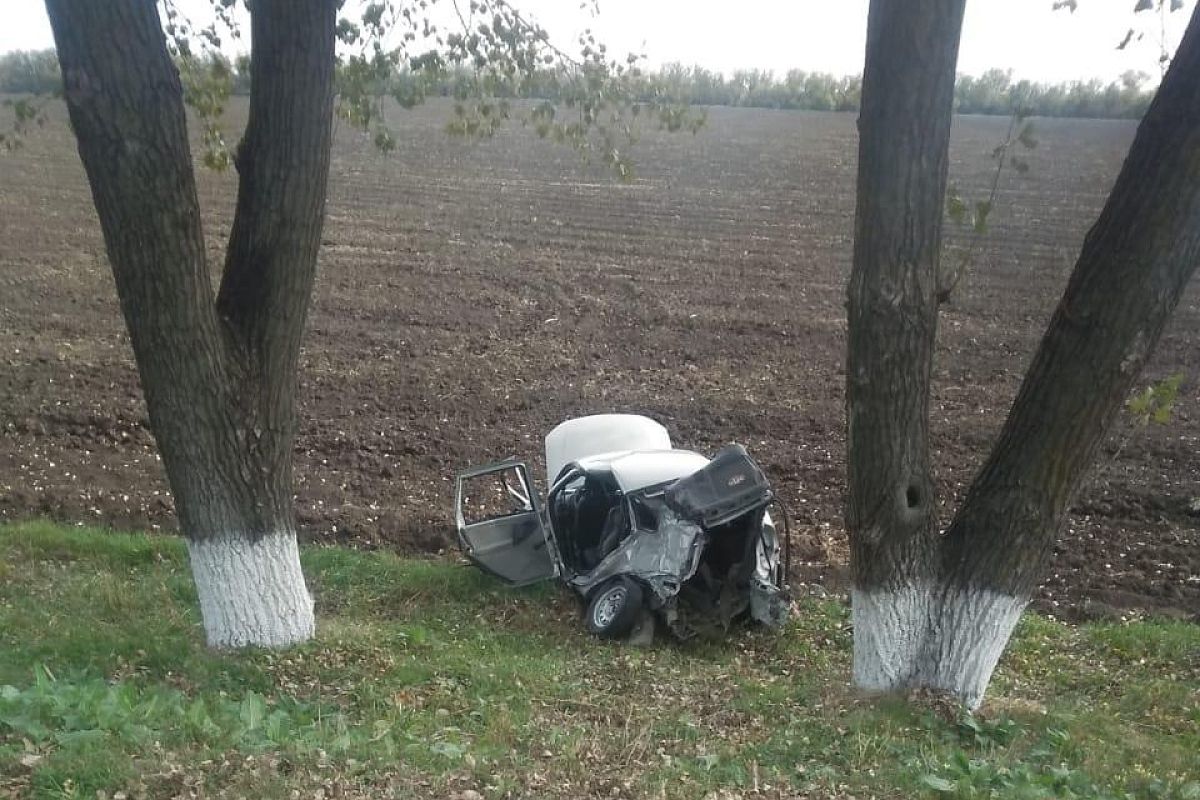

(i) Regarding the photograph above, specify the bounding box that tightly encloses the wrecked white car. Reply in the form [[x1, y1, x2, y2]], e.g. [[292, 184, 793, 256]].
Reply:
[[454, 414, 790, 640]]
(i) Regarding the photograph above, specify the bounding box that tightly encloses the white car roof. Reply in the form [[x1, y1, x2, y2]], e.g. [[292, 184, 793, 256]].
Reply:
[[544, 414, 672, 483], [577, 449, 710, 493]]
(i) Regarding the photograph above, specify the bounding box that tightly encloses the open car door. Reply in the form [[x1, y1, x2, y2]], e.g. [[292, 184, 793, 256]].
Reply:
[[454, 461, 555, 586]]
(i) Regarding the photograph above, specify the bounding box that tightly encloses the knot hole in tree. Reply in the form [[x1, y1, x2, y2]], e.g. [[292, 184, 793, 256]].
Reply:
[[894, 480, 927, 527], [905, 483, 922, 510]]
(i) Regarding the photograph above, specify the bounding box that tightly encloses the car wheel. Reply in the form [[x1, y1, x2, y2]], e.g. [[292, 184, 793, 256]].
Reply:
[[586, 577, 643, 639]]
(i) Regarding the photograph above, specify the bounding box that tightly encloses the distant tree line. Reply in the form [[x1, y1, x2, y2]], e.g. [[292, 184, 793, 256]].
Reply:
[[955, 68, 1152, 118], [0, 48, 1156, 120], [0, 50, 59, 95], [641, 63, 1155, 119]]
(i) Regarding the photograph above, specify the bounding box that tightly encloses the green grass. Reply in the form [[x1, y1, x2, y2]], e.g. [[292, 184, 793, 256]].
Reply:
[[1, 520, 1197, 799]]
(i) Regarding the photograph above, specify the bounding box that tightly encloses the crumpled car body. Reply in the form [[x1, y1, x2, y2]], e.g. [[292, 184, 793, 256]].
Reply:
[[454, 414, 789, 639]]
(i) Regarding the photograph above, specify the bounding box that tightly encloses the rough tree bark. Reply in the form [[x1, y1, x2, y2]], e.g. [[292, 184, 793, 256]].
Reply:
[[849, 0, 1200, 707], [44, 0, 337, 647]]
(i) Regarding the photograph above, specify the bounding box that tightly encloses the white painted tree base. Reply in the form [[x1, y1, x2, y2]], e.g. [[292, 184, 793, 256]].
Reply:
[[187, 532, 315, 648], [851, 584, 1027, 709]]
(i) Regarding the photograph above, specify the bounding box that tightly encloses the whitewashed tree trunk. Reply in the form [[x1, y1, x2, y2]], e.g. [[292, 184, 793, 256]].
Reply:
[[187, 532, 314, 648], [848, 0, 1200, 708], [851, 586, 1026, 709]]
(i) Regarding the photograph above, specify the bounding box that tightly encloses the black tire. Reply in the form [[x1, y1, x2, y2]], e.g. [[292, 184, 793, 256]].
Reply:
[[585, 577, 643, 639]]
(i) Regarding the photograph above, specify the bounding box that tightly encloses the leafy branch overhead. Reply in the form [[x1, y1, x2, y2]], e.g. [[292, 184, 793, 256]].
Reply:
[[331, 0, 705, 179], [1054, 1, 1187, 78], [1134, 0, 1185, 13], [161, 0, 242, 170], [1054, 0, 1184, 13], [129, 0, 704, 179]]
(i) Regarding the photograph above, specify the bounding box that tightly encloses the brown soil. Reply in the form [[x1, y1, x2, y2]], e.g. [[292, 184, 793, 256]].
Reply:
[[1, 101, 1196, 621]]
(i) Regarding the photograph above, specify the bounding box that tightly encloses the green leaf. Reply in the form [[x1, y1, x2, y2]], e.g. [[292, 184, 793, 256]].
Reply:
[[264, 709, 289, 741], [973, 200, 992, 234], [336, 18, 361, 45], [239, 692, 266, 731], [373, 127, 396, 153], [1128, 373, 1183, 426], [921, 774, 956, 793], [55, 728, 109, 745], [184, 697, 217, 740], [946, 186, 968, 225], [430, 740, 466, 759]]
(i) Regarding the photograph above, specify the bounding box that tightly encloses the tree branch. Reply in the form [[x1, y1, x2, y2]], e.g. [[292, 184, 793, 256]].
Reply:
[[215, 0, 337, 445], [943, 2, 1200, 594]]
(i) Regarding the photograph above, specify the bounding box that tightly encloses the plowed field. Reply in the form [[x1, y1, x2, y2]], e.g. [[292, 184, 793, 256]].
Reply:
[[2, 100, 1196, 620]]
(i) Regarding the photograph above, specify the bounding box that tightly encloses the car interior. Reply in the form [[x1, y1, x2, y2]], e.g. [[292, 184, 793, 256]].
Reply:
[[549, 468, 632, 572]]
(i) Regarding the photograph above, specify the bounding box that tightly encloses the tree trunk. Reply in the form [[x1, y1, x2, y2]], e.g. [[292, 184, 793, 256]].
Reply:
[[849, 0, 1200, 708], [846, 0, 972, 699], [45, 0, 337, 647]]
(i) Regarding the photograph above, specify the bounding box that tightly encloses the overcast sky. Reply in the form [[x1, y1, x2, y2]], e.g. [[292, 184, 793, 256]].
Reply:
[[4, 1, 1193, 85]]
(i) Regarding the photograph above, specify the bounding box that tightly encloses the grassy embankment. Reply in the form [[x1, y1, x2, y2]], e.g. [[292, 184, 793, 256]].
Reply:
[[1, 520, 1197, 799]]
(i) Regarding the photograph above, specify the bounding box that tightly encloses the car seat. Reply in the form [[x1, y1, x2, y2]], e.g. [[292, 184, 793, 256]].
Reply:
[[584, 504, 631, 568]]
